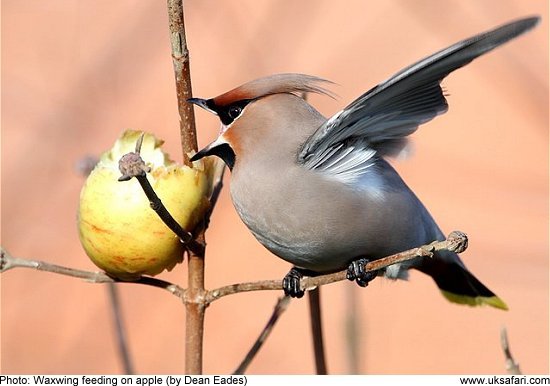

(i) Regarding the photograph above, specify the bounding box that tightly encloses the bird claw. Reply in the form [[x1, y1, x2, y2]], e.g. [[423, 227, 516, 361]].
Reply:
[[282, 267, 305, 298], [346, 258, 377, 287]]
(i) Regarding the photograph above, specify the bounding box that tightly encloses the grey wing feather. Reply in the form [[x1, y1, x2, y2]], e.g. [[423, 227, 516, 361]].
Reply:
[[299, 16, 539, 180]]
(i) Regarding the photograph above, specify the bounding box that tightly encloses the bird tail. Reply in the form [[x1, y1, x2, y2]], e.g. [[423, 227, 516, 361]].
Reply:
[[419, 258, 508, 310]]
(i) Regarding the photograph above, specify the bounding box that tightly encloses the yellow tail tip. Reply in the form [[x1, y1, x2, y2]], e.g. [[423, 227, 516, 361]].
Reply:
[[441, 290, 509, 310]]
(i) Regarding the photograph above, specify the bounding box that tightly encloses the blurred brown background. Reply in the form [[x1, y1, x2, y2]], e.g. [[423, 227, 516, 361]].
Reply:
[[1, 0, 548, 375]]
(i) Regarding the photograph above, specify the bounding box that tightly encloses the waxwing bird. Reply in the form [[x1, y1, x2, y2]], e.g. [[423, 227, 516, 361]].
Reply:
[[189, 17, 539, 309]]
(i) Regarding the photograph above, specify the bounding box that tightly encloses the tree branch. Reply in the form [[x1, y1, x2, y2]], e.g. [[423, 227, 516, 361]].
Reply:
[[2, 231, 468, 304], [107, 283, 135, 374], [233, 296, 291, 374], [167, 0, 197, 161], [1, 230, 468, 373], [0, 247, 185, 299], [308, 287, 327, 374], [501, 326, 522, 375], [166, 0, 205, 374], [0, 231, 468, 306], [204, 231, 468, 304]]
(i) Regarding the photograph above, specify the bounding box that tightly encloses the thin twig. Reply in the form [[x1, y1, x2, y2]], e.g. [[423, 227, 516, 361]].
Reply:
[[117, 133, 205, 256], [134, 174, 194, 246], [1, 231, 468, 304], [233, 296, 292, 375], [203, 162, 226, 230], [107, 283, 135, 374], [308, 287, 327, 374], [501, 327, 522, 375], [0, 247, 185, 298], [205, 231, 468, 303]]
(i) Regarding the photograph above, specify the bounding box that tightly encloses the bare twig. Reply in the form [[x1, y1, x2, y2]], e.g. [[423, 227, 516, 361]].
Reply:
[[501, 327, 522, 375], [117, 137, 207, 260], [107, 283, 135, 374], [205, 231, 468, 303], [1, 230, 467, 375], [0, 247, 185, 299], [167, 0, 197, 160], [166, 0, 206, 374], [233, 296, 292, 374], [134, 173, 197, 250], [2, 231, 468, 303], [183, 229, 206, 375], [308, 287, 327, 374], [203, 163, 226, 230], [117, 133, 206, 255]]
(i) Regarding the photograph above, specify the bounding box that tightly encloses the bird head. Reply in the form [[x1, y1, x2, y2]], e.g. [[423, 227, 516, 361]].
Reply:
[[189, 73, 332, 170]]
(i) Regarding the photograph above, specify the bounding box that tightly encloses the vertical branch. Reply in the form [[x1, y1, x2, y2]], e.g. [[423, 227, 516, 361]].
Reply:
[[166, 0, 205, 374], [308, 288, 327, 374], [184, 231, 206, 375], [167, 0, 198, 160]]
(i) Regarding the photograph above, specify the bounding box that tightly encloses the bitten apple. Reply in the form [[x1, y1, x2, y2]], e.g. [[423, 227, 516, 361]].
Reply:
[[78, 130, 213, 280]]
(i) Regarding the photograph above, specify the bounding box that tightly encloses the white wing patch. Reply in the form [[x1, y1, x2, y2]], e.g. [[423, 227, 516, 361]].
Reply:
[[303, 138, 377, 184]]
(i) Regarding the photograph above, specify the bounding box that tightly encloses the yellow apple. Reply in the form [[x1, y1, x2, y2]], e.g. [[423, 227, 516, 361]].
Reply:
[[78, 130, 213, 280]]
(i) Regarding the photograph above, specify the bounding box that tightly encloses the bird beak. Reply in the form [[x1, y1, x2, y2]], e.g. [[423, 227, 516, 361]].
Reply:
[[190, 136, 235, 170], [188, 98, 235, 169], [190, 140, 218, 162], [188, 98, 222, 163], [188, 98, 217, 115]]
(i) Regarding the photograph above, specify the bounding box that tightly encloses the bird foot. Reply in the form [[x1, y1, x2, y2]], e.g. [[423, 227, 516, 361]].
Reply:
[[346, 258, 377, 287], [282, 267, 307, 298]]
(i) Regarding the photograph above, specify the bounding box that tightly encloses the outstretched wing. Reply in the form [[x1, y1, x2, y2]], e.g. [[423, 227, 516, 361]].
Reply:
[[298, 17, 539, 183]]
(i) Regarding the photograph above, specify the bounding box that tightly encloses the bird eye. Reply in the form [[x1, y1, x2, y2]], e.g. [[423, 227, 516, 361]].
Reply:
[[228, 105, 242, 119]]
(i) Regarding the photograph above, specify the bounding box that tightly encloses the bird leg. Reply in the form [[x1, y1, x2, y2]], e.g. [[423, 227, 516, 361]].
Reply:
[[282, 267, 320, 298], [346, 258, 378, 287]]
